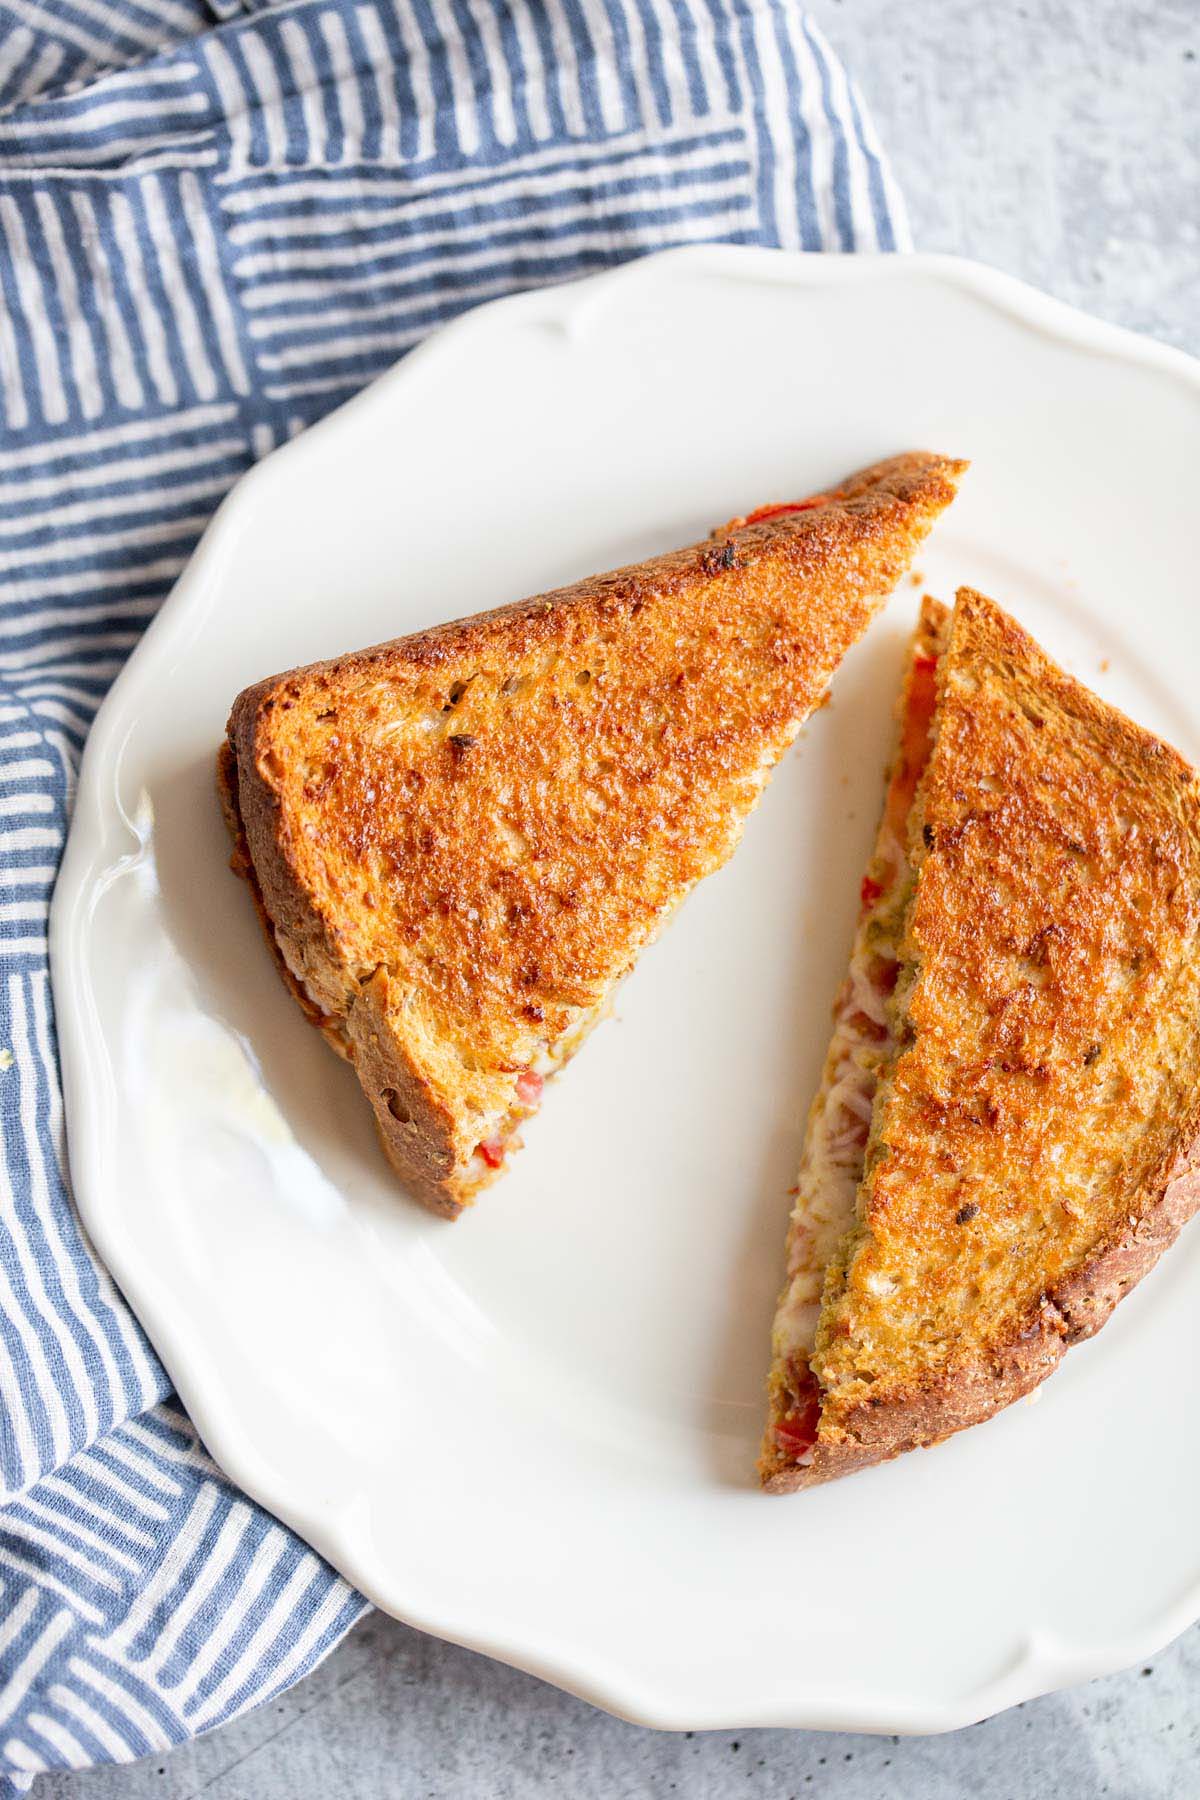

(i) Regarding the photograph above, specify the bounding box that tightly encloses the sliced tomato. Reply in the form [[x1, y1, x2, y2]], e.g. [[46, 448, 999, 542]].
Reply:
[[515, 1069, 544, 1106], [738, 493, 831, 529], [477, 1135, 505, 1169], [883, 648, 940, 844], [860, 873, 884, 911], [775, 1372, 821, 1462]]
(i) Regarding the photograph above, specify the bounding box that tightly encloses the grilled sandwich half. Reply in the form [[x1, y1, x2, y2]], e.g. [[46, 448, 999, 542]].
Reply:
[[220, 451, 964, 1217], [762, 589, 1200, 1490]]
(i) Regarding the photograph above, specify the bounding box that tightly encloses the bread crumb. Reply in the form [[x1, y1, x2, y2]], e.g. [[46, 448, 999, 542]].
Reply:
[[1099, 657, 1110, 673], [0, 1048, 12, 1071], [909, 570, 924, 587]]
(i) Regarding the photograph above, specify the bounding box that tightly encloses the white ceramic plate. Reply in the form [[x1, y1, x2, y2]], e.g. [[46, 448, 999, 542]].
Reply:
[[53, 247, 1200, 1733]]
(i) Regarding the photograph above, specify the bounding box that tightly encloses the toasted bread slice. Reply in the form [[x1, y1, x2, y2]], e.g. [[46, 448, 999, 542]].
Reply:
[[220, 452, 964, 1216], [761, 596, 949, 1477], [762, 589, 1200, 1491]]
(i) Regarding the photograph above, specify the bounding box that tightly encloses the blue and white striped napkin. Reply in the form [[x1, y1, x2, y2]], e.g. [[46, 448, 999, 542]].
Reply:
[[0, 1, 905, 1786]]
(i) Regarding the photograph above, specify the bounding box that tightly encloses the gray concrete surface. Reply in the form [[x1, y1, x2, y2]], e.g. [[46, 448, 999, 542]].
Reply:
[[844, 0, 1198, 354], [28, 1612, 1200, 1799], [36, 3, 1200, 1795]]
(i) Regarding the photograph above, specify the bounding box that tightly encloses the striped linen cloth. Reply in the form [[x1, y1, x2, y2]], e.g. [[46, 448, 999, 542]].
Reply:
[[0, 0, 905, 1787]]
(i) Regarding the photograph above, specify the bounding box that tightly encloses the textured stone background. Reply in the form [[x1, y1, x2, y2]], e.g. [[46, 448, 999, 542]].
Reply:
[[848, 0, 1197, 352], [36, 3, 1199, 1794]]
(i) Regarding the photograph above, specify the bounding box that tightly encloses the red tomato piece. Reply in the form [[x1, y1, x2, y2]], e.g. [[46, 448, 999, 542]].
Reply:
[[775, 1387, 821, 1461], [740, 493, 830, 528]]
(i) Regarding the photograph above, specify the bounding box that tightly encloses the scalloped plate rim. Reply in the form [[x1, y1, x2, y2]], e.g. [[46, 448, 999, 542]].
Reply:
[[51, 245, 1200, 1734]]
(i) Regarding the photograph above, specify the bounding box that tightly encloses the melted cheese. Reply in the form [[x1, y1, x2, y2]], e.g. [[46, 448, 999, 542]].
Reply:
[[772, 826, 909, 1361]]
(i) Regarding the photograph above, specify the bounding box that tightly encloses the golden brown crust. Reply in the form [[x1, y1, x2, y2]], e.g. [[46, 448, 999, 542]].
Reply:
[[218, 738, 346, 1047], [224, 691, 469, 1213], [787, 587, 1200, 1489], [221, 452, 965, 1213]]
